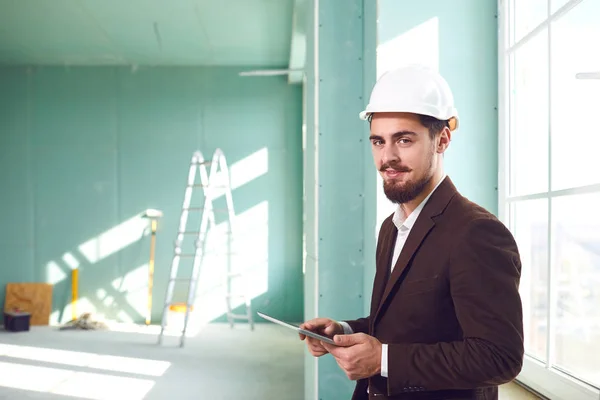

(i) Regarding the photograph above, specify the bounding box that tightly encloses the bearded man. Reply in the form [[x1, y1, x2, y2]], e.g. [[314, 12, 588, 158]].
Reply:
[[299, 65, 524, 400]]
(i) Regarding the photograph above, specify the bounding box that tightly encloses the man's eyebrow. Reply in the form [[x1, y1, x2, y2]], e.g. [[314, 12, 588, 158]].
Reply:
[[368, 131, 418, 141]]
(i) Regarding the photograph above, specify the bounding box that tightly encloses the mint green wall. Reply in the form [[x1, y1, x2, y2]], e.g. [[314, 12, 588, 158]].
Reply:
[[378, 0, 499, 215], [0, 66, 303, 324]]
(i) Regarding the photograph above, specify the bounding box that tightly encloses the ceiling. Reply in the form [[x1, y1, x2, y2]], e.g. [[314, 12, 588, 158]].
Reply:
[[0, 0, 306, 71]]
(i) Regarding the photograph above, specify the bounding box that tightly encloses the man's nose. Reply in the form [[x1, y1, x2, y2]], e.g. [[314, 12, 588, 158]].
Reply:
[[381, 145, 399, 165]]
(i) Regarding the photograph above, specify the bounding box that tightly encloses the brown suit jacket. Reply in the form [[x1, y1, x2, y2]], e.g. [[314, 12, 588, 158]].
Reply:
[[345, 176, 524, 400]]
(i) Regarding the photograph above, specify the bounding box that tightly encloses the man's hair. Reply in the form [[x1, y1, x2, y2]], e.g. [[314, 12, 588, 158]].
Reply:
[[418, 114, 449, 140], [368, 114, 449, 140]]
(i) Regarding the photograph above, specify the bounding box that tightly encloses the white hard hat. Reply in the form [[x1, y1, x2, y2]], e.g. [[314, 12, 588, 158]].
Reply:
[[359, 64, 459, 131]]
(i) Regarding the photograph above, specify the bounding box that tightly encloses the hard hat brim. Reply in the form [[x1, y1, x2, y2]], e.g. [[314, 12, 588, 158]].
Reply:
[[359, 109, 459, 131]]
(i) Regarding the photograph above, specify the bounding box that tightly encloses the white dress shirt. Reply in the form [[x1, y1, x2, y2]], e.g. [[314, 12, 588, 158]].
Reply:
[[339, 174, 446, 378]]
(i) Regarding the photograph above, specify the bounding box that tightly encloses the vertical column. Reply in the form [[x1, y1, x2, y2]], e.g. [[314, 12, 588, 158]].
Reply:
[[361, 0, 378, 318], [303, 0, 375, 399], [303, 0, 319, 396]]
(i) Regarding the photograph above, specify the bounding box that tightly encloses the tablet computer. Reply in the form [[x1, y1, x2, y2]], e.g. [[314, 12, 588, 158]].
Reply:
[[257, 311, 337, 345]]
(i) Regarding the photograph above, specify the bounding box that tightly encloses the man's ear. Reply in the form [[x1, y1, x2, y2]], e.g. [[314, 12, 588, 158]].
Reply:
[[437, 127, 451, 153]]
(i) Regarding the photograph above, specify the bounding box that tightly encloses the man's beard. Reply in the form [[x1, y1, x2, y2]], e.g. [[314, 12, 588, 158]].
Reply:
[[382, 156, 434, 204], [383, 174, 431, 204]]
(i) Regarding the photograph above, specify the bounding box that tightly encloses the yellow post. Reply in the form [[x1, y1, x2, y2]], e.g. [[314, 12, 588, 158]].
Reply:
[[146, 220, 157, 325], [72, 268, 79, 321]]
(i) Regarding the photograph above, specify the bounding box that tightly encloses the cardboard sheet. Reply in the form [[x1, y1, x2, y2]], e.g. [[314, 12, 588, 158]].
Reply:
[[4, 283, 53, 325]]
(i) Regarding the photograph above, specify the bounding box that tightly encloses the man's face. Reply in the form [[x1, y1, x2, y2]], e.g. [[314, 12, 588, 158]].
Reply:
[[369, 112, 442, 204]]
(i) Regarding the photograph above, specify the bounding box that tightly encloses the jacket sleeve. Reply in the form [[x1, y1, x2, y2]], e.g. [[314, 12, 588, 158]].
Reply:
[[387, 217, 524, 395], [343, 317, 370, 334]]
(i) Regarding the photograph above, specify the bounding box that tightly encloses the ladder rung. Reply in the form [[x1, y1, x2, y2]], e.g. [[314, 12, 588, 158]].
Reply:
[[193, 160, 212, 165], [173, 251, 237, 257], [183, 207, 229, 212], [170, 277, 193, 282], [228, 313, 250, 320], [167, 301, 193, 307], [174, 241, 205, 246], [227, 272, 242, 278], [190, 184, 229, 189]]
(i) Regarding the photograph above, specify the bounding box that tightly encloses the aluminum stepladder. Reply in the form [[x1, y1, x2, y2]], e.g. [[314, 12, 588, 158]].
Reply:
[[157, 149, 254, 348]]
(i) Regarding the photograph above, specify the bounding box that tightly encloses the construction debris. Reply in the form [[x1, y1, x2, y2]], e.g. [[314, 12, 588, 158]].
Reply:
[[59, 312, 109, 331]]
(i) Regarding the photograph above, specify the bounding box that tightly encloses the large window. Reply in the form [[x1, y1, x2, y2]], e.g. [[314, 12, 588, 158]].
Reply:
[[499, 0, 600, 398]]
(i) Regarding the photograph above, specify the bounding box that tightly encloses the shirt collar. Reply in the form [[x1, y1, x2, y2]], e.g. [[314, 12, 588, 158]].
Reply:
[[392, 174, 447, 231]]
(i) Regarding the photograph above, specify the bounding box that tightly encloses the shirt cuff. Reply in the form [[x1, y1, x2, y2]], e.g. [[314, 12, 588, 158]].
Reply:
[[381, 343, 388, 377], [338, 321, 354, 334]]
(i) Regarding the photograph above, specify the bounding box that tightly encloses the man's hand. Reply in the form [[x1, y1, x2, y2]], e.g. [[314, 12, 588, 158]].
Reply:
[[299, 318, 344, 357], [322, 333, 382, 381]]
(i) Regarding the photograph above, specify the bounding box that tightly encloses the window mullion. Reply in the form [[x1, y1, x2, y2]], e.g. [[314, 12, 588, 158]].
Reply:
[[545, 0, 554, 371]]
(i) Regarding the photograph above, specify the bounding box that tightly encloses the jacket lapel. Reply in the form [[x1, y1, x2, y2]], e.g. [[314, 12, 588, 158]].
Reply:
[[369, 221, 396, 320], [373, 176, 457, 321]]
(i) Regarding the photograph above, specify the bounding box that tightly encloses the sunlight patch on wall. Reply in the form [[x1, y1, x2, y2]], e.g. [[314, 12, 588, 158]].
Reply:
[[209, 147, 269, 200], [231, 200, 269, 299], [96, 288, 107, 299], [377, 16, 439, 76], [44, 253, 80, 286], [95, 288, 116, 308], [49, 310, 60, 325], [46, 261, 68, 285], [191, 200, 269, 324], [230, 147, 269, 190], [110, 263, 149, 321], [43, 211, 153, 325], [111, 263, 147, 293], [117, 310, 135, 324], [78, 214, 149, 264], [102, 295, 115, 307], [62, 252, 80, 269]]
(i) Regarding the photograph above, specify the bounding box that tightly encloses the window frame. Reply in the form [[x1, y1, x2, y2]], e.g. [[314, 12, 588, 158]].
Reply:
[[498, 0, 600, 398]]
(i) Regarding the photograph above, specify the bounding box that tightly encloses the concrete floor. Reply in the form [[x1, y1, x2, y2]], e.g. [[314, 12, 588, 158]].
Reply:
[[0, 322, 303, 400], [500, 382, 542, 400], [0, 322, 539, 400]]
